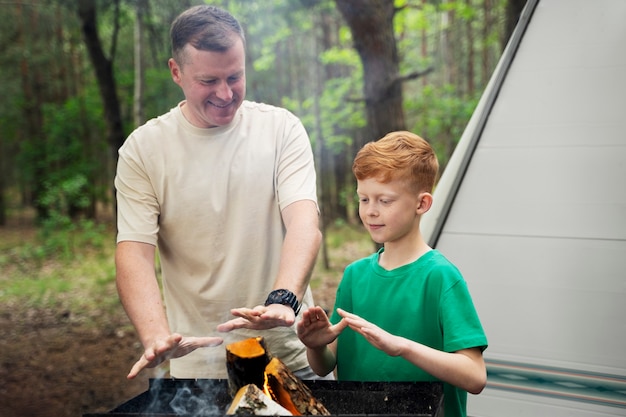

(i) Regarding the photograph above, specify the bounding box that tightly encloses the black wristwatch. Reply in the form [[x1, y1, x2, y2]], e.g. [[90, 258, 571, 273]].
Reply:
[[264, 289, 301, 315]]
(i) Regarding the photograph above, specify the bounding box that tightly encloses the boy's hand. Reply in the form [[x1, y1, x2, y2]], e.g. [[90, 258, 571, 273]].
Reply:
[[337, 308, 405, 356], [297, 306, 347, 348]]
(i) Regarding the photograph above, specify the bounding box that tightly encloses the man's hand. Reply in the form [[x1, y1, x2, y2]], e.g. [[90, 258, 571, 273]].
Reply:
[[216, 304, 296, 332], [297, 306, 347, 348], [127, 333, 223, 379]]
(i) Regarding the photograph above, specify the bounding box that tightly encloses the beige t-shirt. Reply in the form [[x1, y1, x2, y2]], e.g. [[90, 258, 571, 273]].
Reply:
[[115, 101, 318, 378]]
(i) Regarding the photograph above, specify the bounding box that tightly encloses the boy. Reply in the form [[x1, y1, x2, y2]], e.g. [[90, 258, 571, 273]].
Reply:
[[297, 131, 488, 417]]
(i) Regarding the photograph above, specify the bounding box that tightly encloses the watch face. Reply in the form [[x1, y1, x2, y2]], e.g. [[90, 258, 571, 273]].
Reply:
[[265, 289, 299, 313], [275, 289, 291, 299], [270, 289, 294, 304]]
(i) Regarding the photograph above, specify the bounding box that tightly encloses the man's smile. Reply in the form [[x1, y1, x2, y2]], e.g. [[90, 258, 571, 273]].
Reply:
[[207, 100, 234, 109]]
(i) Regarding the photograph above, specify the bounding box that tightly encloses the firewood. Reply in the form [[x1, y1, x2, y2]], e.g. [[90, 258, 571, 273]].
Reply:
[[225, 337, 330, 416], [264, 357, 330, 416], [226, 383, 293, 416], [226, 337, 273, 397]]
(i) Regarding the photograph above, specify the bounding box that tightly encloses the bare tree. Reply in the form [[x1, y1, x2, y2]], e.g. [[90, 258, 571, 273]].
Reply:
[[77, 0, 125, 155]]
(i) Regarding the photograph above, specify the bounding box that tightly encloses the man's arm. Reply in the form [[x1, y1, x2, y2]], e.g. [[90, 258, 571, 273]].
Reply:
[[115, 241, 222, 379], [116, 241, 170, 348], [217, 199, 321, 331], [272, 199, 321, 301]]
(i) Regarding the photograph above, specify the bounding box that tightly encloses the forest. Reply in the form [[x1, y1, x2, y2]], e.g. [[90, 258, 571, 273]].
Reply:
[[1, 0, 525, 233]]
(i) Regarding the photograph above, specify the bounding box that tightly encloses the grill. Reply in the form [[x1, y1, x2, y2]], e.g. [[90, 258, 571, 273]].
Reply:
[[84, 378, 443, 417]]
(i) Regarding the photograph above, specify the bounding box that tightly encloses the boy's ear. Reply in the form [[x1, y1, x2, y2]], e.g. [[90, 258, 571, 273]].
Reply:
[[417, 192, 433, 214]]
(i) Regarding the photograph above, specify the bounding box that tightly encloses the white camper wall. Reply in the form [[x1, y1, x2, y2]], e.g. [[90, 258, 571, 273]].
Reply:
[[421, 0, 626, 415]]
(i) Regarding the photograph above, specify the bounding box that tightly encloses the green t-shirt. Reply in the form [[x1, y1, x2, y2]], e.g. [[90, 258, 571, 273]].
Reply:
[[330, 249, 487, 417]]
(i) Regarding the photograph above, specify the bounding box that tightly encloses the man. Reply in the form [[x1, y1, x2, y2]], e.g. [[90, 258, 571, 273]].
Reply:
[[115, 5, 322, 380]]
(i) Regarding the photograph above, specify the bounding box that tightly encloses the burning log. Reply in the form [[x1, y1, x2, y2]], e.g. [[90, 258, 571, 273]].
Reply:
[[226, 336, 272, 397], [227, 383, 293, 416], [226, 337, 330, 416], [264, 357, 330, 416]]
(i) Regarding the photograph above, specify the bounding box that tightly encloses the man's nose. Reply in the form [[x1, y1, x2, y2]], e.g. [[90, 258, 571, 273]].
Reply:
[[215, 81, 233, 100]]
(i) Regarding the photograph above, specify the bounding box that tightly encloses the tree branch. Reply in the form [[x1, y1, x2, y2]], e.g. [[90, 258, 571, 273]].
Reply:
[[398, 67, 435, 83]]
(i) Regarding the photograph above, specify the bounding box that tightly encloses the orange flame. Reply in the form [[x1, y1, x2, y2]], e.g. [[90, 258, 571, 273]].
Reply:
[[263, 372, 301, 415]]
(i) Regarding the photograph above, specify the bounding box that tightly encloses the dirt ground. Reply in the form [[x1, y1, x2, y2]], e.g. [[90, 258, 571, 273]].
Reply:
[[0, 304, 152, 417], [0, 221, 352, 417], [0, 285, 341, 417]]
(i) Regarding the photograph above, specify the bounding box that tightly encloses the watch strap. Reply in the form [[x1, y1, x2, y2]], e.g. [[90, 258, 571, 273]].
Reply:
[[264, 289, 301, 314]]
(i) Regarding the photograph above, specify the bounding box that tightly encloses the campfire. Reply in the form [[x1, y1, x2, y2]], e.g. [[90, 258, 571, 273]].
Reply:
[[225, 337, 329, 415], [84, 336, 444, 416]]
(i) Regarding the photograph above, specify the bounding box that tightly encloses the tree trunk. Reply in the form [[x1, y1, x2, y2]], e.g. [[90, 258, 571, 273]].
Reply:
[[465, 0, 475, 97], [482, 0, 493, 87], [77, 0, 125, 156], [17, 0, 47, 220], [133, 0, 146, 128], [334, 0, 405, 148], [311, 8, 331, 270]]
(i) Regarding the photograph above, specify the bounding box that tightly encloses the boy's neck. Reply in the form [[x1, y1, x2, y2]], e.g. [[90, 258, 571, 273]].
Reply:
[[379, 238, 432, 271]]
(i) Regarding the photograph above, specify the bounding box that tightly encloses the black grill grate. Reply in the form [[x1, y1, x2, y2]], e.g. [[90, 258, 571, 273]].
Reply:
[[84, 379, 443, 417]]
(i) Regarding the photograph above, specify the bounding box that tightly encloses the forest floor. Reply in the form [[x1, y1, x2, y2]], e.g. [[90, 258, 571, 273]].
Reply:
[[0, 214, 370, 417]]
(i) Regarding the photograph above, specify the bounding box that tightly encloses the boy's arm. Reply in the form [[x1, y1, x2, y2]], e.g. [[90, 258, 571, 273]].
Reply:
[[396, 344, 486, 394], [306, 342, 338, 377], [297, 306, 346, 376], [337, 308, 487, 394]]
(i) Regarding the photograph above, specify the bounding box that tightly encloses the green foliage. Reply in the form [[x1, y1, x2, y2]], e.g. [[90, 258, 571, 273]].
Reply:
[[3, 217, 107, 268], [320, 45, 360, 67], [35, 173, 107, 261], [0, 224, 115, 314], [320, 78, 366, 151], [325, 222, 369, 249], [0, 0, 508, 227], [294, 45, 365, 154], [308, 222, 372, 293], [39, 174, 90, 220], [16, 92, 109, 250], [145, 68, 185, 118], [406, 84, 480, 163], [440, 0, 478, 20]]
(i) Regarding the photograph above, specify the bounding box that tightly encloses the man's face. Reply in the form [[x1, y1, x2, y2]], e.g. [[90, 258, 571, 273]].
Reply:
[[169, 38, 246, 128]]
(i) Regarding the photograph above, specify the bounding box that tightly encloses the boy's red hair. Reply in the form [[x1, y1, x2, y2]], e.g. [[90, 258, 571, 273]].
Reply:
[[352, 131, 439, 193]]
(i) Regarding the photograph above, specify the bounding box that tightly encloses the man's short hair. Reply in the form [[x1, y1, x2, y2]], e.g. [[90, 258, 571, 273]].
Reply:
[[170, 5, 246, 65]]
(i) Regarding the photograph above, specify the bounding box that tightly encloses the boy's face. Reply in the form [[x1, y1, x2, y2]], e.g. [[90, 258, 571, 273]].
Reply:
[[356, 177, 423, 245]]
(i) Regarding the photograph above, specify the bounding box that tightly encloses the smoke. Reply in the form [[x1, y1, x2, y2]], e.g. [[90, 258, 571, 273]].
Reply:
[[135, 326, 260, 415], [144, 377, 225, 416], [169, 384, 222, 416]]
